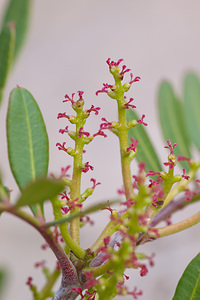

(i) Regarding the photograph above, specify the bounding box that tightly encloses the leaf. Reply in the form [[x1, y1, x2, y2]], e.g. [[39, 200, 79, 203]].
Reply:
[[158, 81, 191, 172], [0, 23, 15, 105], [173, 252, 200, 300], [7, 87, 49, 213], [0, 269, 6, 299], [45, 199, 120, 227], [184, 73, 200, 150], [0, 185, 9, 202], [15, 178, 65, 208], [126, 109, 162, 172], [2, 0, 31, 59]]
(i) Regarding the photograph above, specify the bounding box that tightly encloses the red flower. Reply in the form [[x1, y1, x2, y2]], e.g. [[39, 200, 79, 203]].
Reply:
[[127, 137, 138, 152], [182, 169, 190, 180], [96, 83, 113, 95], [82, 162, 94, 173], [78, 127, 90, 138], [123, 97, 136, 109], [164, 140, 177, 155], [56, 142, 68, 152], [59, 126, 69, 134], [86, 105, 101, 115], [129, 73, 141, 84], [164, 158, 175, 169], [106, 58, 123, 68], [137, 114, 147, 126], [100, 117, 112, 130]]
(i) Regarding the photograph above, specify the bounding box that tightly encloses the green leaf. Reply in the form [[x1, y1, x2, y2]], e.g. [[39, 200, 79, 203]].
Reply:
[[126, 109, 162, 172], [184, 73, 200, 150], [2, 0, 31, 59], [0, 185, 9, 202], [158, 81, 191, 172], [7, 87, 49, 213], [15, 178, 65, 208], [173, 252, 200, 300], [0, 23, 15, 105], [0, 269, 6, 299]]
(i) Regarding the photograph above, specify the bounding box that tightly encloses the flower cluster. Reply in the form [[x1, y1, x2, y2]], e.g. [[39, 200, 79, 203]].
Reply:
[[52, 59, 200, 300]]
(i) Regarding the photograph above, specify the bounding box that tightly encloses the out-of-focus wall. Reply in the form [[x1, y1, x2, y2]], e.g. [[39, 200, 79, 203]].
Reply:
[[0, 1, 200, 299]]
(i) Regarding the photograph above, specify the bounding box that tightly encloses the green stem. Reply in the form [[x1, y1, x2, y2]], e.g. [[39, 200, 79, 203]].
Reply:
[[52, 197, 86, 259], [70, 147, 83, 244], [91, 211, 128, 253], [163, 178, 189, 207], [150, 210, 200, 238], [113, 75, 135, 201], [91, 219, 118, 253], [69, 109, 86, 245], [84, 260, 112, 278], [146, 165, 199, 226], [163, 163, 200, 208], [118, 103, 135, 200]]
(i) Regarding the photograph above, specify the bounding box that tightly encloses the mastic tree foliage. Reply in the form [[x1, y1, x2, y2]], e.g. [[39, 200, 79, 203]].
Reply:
[[1, 1, 200, 299]]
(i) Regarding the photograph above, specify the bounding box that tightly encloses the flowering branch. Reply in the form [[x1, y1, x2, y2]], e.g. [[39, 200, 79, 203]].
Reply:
[[0, 203, 80, 291], [149, 209, 200, 239]]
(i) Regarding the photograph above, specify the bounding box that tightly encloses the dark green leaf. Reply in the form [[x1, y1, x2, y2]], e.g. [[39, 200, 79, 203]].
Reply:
[[2, 0, 31, 59], [158, 81, 191, 172], [15, 178, 65, 208], [126, 109, 162, 172], [173, 252, 200, 300], [0, 23, 15, 105], [0, 269, 6, 299], [184, 73, 200, 150], [7, 87, 49, 214]]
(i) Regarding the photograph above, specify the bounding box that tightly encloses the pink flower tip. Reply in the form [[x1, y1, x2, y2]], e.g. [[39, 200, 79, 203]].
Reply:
[[96, 83, 113, 96], [137, 114, 147, 126], [164, 140, 177, 155], [26, 277, 33, 287], [129, 73, 141, 84], [124, 97, 136, 110], [106, 58, 123, 68], [78, 91, 84, 99], [127, 137, 138, 152], [90, 178, 101, 189], [140, 265, 148, 277], [182, 169, 190, 180], [146, 170, 160, 177], [78, 127, 90, 138], [82, 162, 94, 173]]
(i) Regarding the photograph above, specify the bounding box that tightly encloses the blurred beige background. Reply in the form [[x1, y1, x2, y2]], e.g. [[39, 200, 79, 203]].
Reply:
[[0, 0, 200, 299]]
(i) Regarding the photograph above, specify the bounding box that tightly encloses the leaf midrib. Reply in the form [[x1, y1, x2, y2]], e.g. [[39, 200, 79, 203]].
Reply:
[[20, 89, 36, 180], [163, 95, 189, 157], [190, 274, 200, 300]]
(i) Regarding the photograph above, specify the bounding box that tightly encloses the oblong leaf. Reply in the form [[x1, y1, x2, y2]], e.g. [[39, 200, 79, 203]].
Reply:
[[158, 81, 191, 172], [173, 252, 200, 299], [7, 87, 49, 190], [15, 178, 65, 208], [0, 23, 15, 105], [0, 269, 7, 299], [126, 109, 162, 172], [2, 0, 31, 59], [184, 73, 200, 150]]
